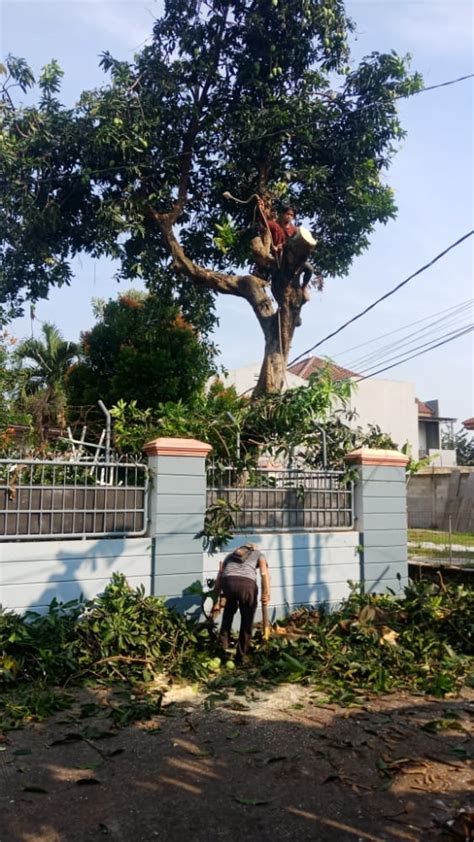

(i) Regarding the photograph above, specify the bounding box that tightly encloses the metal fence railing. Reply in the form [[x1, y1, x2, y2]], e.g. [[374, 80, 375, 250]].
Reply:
[[207, 465, 353, 531], [0, 459, 148, 540]]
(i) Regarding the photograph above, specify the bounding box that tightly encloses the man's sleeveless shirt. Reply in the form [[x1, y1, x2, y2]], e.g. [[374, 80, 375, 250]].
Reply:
[[222, 549, 261, 582]]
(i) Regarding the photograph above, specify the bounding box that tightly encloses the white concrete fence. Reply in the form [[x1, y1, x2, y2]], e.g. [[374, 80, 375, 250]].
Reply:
[[0, 439, 409, 616]]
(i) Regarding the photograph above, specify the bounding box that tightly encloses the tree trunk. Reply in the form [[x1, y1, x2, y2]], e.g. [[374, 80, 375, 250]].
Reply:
[[149, 210, 315, 397], [253, 304, 298, 396], [253, 231, 316, 396]]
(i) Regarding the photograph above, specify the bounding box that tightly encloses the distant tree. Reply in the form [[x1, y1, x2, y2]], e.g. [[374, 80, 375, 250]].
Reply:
[[14, 322, 78, 438], [0, 331, 17, 428], [0, 2, 421, 394], [66, 290, 218, 410], [442, 429, 474, 466]]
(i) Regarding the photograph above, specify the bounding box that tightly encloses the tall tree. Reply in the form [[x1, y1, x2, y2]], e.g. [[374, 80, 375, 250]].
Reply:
[[0, 2, 421, 393], [66, 290, 218, 409]]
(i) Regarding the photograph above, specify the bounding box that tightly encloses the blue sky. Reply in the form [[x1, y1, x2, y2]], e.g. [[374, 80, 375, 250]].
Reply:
[[1, 0, 473, 424]]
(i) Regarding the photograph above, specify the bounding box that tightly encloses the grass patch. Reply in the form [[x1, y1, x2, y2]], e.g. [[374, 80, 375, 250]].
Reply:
[[408, 529, 474, 547], [409, 546, 474, 561]]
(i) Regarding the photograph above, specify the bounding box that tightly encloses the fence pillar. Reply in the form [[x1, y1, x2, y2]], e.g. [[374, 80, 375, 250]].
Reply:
[[346, 448, 409, 593], [143, 437, 212, 610]]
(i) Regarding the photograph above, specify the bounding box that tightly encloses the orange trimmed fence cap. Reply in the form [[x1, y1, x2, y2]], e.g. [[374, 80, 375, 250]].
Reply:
[[143, 437, 213, 458], [345, 447, 409, 467]]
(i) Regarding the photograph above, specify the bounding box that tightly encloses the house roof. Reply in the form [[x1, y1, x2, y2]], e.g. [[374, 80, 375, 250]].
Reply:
[[416, 399, 435, 417], [463, 417, 474, 430], [288, 356, 360, 381], [416, 399, 456, 423]]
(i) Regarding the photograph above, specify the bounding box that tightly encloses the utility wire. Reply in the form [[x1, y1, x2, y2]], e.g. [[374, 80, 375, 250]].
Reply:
[[288, 230, 474, 367], [346, 307, 471, 370], [353, 322, 474, 377], [345, 303, 473, 371], [420, 74, 474, 93], [354, 324, 473, 382], [333, 297, 474, 359]]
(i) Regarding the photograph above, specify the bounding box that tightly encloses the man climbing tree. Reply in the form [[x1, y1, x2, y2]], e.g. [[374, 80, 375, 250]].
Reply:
[[0, 1, 421, 394]]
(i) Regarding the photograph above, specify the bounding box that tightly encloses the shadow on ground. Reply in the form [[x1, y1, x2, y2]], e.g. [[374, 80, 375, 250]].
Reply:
[[0, 684, 472, 842]]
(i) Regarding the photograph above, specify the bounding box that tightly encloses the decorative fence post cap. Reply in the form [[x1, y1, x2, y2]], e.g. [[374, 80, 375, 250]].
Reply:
[[345, 447, 409, 467], [143, 437, 213, 457]]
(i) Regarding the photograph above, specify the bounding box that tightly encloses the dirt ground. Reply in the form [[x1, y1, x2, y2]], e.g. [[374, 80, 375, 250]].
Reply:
[[0, 682, 473, 842]]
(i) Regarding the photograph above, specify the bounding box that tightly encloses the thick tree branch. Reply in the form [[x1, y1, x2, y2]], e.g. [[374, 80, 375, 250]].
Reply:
[[147, 208, 275, 329]]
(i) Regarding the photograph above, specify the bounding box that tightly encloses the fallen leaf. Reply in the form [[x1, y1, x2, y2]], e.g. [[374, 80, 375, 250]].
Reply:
[[75, 763, 103, 771], [76, 777, 102, 786], [379, 627, 399, 647], [234, 797, 269, 806], [22, 785, 48, 794], [226, 730, 241, 741], [232, 746, 261, 754], [49, 733, 83, 746]]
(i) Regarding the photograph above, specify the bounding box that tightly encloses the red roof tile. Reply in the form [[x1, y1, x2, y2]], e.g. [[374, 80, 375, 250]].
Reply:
[[288, 356, 360, 381], [416, 399, 435, 417], [463, 417, 474, 430]]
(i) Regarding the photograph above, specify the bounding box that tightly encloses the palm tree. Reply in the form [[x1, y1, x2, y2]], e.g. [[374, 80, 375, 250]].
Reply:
[[15, 323, 78, 440]]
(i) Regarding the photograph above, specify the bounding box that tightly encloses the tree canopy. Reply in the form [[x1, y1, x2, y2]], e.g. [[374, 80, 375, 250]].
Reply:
[[0, 0, 422, 392], [66, 290, 218, 410]]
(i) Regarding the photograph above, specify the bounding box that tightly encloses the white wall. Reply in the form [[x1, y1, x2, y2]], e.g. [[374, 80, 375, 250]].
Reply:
[[0, 537, 151, 613], [204, 531, 360, 620], [348, 378, 419, 455], [209, 363, 307, 395], [428, 449, 457, 467]]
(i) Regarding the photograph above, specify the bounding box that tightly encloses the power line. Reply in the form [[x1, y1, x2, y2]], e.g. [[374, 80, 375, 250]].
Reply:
[[345, 303, 473, 371], [288, 230, 474, 367], [421, 73, 474, 93], [333, 297, 474, 359], [354, 324, 473, 382], [353, 322, 474, 378]]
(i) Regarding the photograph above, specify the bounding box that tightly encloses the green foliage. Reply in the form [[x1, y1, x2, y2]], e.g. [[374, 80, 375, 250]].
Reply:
[[110, 378, 248, 461], [248, 580, 474, 702], [0, 598, 82, 686], [401, 441, 435, 480], [109, 367, 398, 471], [11, 322, 78, 439], [66, 291, 218, 411], [442, 428, 474, 466], [198, 498, 242, 553], [0, 573, 217, 704], [213, 217, 240, 255], [0, 2, 421, 323], [74, 573, 211, 682], [1, 575, 472, 724], [0, 331, 17, 428]]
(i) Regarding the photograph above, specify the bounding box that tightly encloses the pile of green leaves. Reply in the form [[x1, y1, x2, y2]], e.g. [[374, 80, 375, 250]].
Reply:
[[247, 580, 474, 703], [0, 574, 215, 697], [1, 574, 473, 725]]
